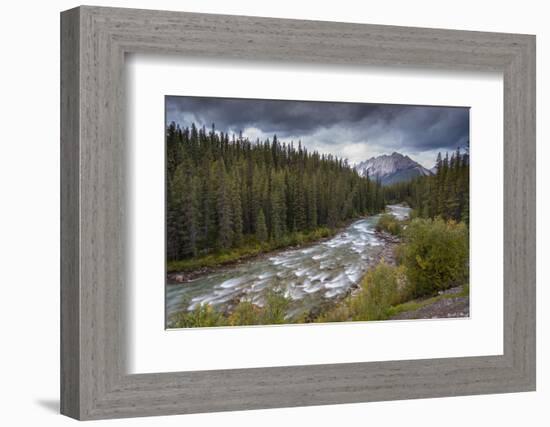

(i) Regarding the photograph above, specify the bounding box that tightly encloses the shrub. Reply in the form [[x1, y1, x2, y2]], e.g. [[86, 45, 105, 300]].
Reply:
[[169, 288, 293, 328], [260, 289, 291, 325], [228, 300, 261, 326], [315, 301, 351, 323], [350, 262, 406, 321], [408, 209, 420, 220], [401, 218, 469, 297], [314, 262, 410, 323], [170, 303, 227, 328], [376, 214, 402, 236]]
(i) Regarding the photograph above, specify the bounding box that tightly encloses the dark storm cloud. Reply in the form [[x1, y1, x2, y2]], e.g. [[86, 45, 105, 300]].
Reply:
[[166, 96, 469, 167], [167, 97, 380, 135]]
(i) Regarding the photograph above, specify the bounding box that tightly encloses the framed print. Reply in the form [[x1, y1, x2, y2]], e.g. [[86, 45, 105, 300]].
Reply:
[[60, 6, 536, 420], [163, 97, 471, 330]]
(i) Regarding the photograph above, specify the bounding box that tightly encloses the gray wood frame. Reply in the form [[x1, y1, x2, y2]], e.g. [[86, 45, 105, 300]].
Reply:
[[60, 5, 536, 420]]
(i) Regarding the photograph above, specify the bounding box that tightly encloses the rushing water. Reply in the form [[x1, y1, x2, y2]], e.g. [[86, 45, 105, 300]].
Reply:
[[166, 204, 410, 323]]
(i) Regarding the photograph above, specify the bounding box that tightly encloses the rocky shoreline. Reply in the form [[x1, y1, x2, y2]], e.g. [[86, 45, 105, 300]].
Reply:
[[390, 286, 470, 320]]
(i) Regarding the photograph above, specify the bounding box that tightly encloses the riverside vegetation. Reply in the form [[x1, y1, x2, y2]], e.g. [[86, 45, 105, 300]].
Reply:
[[167, 122, 470, 327], [170, 215, 469, 327]]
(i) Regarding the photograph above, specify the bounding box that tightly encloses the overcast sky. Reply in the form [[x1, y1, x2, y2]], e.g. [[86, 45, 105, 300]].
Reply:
[[166, 96, 469, 168]]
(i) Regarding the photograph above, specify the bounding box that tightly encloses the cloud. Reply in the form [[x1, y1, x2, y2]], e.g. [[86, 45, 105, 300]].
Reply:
[[166, 96, 469, 168]]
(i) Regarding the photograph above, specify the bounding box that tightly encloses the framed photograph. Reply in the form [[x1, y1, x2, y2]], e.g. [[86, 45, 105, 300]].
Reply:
[[164, 96, 471, 329], [61, 6, 536, 420]]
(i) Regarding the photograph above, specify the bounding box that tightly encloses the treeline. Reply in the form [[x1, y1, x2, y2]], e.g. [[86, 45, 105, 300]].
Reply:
[[384, 150, 469, 224], [167, 122, 385, 261]]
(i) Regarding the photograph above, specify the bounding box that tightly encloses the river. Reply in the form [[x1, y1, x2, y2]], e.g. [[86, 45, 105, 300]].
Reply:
[[166, 204, 410, 324]]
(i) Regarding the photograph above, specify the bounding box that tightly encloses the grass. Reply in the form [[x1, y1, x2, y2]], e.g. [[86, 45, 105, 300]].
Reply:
[[385, 296, 439, 318], [385, 283, 469, 318], [315, 265, 469, 324], [167, 227, 333, 273], [169, 289, 292, 328], [169, 280, 469, 328]]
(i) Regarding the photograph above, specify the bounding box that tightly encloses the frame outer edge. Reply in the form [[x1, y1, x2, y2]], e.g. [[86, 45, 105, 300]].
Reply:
[[60, 6, 537, 420], [527, 35, 536, 390], [60, 6, 82, 420], [502, 34, 536, 390], [519, 34, 536, 389]]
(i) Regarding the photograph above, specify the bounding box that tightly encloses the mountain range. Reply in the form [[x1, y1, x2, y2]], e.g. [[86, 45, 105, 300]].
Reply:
[[355, 152, 433, 185]]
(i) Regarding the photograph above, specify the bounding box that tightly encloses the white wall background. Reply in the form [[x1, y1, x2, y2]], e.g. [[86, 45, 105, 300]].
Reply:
[[0, 0, 546, 425]]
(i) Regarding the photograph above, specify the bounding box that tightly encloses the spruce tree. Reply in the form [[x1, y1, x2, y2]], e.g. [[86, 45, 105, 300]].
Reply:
[[170, 160, 198, 257], [256, 209, 268, 243], [231, 169, 243, 246], [214, 160, 233, 250], [166, 121, 388, 261]]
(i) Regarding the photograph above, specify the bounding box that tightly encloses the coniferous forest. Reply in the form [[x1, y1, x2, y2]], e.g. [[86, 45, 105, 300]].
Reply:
[[383, 149, 470, 224], [166, 122, 386, 262]]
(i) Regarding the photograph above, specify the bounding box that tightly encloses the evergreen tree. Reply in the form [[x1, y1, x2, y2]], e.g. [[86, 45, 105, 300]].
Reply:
[[231, 169, 243, 246], [294, 178, 307, 231], [165, 121, 387, 261], [169, 160, 198, 258], [214, 160, 233, 250], [306, 175, 318, 229], [256, 209, 268, 243], [270, 171, 286, 240], [384, 149, 469, 224]]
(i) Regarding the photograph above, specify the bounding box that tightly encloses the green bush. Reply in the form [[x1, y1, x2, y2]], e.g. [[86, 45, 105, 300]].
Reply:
[[350, 262, 407, 321], [228, 300, 261, 326], [314, 262, 409, 323], [170, 289, 292, 328], [315, 301, 351, 323], [401, 217, 468, 297], [376, 214, 403, 236], [260, 289, 291, 325], [170, 303, 227, 328]]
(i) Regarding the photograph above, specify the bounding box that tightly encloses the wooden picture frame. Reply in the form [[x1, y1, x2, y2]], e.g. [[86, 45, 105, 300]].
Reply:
[[60, 5, 536, 420]]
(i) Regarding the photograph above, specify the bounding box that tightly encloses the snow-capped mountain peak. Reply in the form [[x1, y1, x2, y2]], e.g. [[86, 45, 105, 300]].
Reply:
[[355, 152, 432, 185]]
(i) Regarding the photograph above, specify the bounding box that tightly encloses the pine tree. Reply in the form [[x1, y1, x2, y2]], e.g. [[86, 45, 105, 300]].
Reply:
[[307, 175, 318, 229], [165, 121, 387, 261], [327, 184, 339, 228], [294, 178, 307, 231], [256, 209, 268, 243], [170, 160, 198, 257], [214, 160, 233, 250], [383, 149, 469, 224], [270, 171, 286, 241], [230, 169, 243, 246], [198, 160, 215, 248]]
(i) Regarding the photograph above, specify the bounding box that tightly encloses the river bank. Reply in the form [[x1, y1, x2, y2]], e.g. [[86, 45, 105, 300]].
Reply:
[[167, 216, 374, 284], [166, 205, 411, 325], [166, 203, 472, 327], [166, 214, 395, 322]]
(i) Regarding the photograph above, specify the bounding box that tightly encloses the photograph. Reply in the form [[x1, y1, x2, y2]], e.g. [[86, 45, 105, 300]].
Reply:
[[165, 96, 470, 328], [50, 3, 537, 421]]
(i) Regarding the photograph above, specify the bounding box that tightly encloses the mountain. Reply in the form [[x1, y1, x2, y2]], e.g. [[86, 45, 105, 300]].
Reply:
[[355, 152, 433, 185]]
